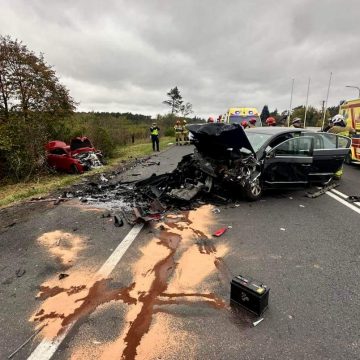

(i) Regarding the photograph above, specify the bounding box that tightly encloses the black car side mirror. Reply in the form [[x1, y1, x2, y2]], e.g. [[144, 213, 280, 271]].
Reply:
[[266, 151, 275, 159]]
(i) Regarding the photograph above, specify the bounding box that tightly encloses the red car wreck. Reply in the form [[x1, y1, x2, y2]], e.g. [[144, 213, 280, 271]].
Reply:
[[46, 137, 104, 174]]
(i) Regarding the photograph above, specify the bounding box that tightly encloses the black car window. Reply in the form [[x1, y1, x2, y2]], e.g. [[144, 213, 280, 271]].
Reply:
[[245, 132, 273, 152], [313, 134, 325, 149], [313, 133, 351, 149], [268, 133, 294, 149], [273, 136, 313, 156]]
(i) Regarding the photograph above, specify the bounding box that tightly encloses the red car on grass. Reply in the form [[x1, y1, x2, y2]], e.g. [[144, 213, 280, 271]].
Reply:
[[46, 137, 104, 174]]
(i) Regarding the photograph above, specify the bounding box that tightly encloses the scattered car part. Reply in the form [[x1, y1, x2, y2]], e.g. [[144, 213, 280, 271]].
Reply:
[[15, 268, 26, 277], [306, 182, 339, 198], [347, 195, 360, 203], [213, 227, 227, 237], [230, 274, 270, 316], [114, 215, 124, 227], [169, 182, 204, 201], [252, 317, 264, 327]]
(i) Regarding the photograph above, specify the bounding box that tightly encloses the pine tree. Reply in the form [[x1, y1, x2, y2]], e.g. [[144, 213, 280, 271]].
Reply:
[[162, 86, 183, 114]]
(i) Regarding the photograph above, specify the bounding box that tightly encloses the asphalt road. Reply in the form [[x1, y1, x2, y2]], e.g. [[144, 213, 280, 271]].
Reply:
[[0, 144, 359, 360]]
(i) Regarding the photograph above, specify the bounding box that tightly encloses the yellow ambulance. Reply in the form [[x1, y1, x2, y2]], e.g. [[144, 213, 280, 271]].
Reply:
[[224, 107, 262, 127], [339, 99, 360, 163]]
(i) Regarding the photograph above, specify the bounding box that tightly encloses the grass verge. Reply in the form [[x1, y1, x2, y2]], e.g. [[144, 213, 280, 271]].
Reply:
[[0, 136, 173, 208]]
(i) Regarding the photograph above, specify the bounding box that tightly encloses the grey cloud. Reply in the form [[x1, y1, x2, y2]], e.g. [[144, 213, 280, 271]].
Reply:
[[1, 0, 359, 117]]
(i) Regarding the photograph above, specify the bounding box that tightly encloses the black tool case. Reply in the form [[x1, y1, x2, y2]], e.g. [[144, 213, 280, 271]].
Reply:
[[230, 275, 269, 316]]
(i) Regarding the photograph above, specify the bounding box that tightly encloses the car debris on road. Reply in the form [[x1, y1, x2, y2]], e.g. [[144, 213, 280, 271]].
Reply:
[[252, 317, 265, 327], [51, 123, 352, 228], [306, 182, 339, 198], [347, 195, 360, 203], [213, 227, 227, 237]]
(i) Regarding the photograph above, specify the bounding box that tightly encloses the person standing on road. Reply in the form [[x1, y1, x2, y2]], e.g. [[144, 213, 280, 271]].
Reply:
[[327, 115, 355, 136], [174, 120, 183, 146], [182, 119, 189, 145], [241, 120, 249, 129], [150, 122, 160, 152], [291, 117, 303, 128], [266, 117, 276, 126], [326, 114, 355, 179], [249, 118, 257, 128]]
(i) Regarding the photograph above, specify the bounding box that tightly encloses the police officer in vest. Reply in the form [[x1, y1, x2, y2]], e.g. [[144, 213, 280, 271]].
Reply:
[[150, 122, 160, 151]]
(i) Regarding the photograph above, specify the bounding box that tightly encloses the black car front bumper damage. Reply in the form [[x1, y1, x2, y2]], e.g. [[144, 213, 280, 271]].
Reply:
[[133, 123, 261, 202]]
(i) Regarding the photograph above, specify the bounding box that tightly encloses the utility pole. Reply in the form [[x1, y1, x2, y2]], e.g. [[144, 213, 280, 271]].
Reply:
[[287, 79, 295, 126], [321, 100, 325, 114], [321, 72, 332, 130], [304, 77, 311, 128]]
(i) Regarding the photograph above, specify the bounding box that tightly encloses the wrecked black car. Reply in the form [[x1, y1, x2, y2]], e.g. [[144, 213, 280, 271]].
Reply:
[[170, 123, 351, 201], [74, 124, 351, 213]]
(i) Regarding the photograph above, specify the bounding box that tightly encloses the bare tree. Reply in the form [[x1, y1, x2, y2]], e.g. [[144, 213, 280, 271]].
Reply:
[[180, 102, 193, 117]]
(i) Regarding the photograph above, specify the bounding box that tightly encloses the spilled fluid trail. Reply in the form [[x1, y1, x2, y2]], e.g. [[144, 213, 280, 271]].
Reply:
[[103, 206, 229, 360], [33, 205, 230, 360]]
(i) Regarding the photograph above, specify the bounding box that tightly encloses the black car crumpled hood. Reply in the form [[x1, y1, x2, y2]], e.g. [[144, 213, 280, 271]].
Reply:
[[187, 123, 255, 155]]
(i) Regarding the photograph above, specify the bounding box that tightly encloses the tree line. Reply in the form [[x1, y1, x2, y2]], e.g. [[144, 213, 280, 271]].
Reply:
[[259, 104, 339, 126]]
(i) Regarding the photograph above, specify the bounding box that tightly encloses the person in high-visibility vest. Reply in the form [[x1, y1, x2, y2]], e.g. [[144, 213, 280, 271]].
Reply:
[[327, 114, 355, 179], [174, 120, 184, 146], [150, 122, 160, 151]]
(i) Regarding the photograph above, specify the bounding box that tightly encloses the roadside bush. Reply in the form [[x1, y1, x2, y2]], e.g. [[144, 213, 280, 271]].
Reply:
[[1, 117, 48, 181], [91, 127, 115, 157], [164, 128, 175, 137]]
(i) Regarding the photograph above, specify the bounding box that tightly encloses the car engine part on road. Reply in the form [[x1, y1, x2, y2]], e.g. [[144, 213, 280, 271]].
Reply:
[[230, 274, 270, 317]]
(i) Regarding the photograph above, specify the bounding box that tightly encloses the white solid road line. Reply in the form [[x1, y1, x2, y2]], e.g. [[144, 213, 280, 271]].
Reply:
[[330, 188, 360, 207], [331, 189, 347, 199], [27, 223, 144, 360], [326, 191, 360, 215], [97, 223, 144, 277]]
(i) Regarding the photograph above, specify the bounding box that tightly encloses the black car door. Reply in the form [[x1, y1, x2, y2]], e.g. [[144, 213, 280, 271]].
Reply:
[[263, 136, 314, 186], [309, 133, 351, 182]]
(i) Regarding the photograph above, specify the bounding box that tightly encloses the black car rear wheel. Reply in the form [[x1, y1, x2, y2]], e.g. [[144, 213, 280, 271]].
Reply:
[[243, 178, 263, 201]]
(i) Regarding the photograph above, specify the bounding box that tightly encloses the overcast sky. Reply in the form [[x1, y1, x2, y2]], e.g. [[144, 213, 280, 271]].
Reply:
[[1, 0, 360, 118]]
